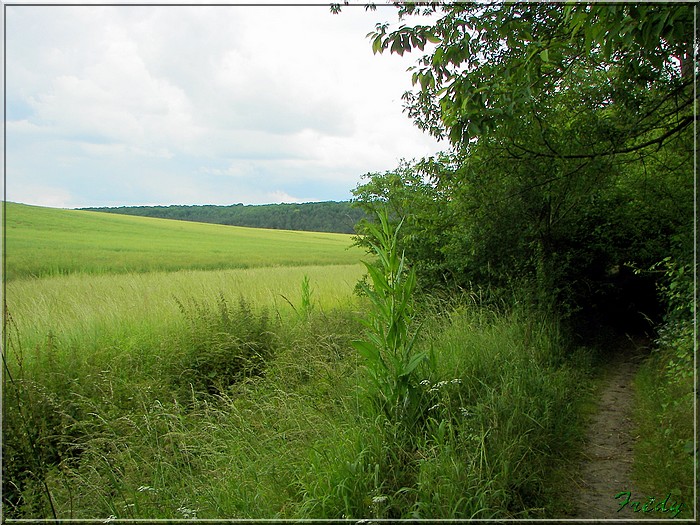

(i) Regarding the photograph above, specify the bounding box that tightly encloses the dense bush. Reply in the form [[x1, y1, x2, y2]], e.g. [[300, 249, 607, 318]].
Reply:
[[352, 136, 692, 336], [298, 305, 592, 518], [173, 295, 277, 397]]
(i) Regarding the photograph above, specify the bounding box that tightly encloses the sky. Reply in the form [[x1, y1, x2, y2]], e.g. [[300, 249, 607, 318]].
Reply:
[[3, 1, 445, 208]]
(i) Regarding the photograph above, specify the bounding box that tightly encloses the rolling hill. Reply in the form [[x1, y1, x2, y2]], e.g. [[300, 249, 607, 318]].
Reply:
[[2, 202, 364, 281]]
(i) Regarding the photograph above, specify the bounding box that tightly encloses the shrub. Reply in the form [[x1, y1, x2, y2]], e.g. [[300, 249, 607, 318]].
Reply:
[[173, 294, 277, 397]]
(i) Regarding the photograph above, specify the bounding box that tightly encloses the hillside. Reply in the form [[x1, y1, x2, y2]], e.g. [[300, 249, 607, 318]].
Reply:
[[3, 202, 364, 281], [80, 201, 366, 234]]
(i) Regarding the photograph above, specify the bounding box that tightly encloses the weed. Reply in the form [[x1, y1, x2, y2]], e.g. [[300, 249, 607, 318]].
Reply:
[[173, 294, 277, 397], [353, 209, 426, 428], [281, 274, 316, 321]]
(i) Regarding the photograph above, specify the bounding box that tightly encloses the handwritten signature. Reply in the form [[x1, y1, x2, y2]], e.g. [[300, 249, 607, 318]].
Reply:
[[615, 490, 685, 518]]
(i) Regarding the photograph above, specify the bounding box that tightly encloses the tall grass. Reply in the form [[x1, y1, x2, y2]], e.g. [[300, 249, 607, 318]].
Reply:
[[297, 304, 592, 518], [4, 233, 592, 520], [4, 291, 591, 518], [4, 264, 365, 369], [629, 256, 694, 519], [631, 317, 694, 518], [3, 269, 365, 518], [296, 210, 592, 519]]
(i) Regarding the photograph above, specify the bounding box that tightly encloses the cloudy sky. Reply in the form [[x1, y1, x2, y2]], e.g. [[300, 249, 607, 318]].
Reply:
[[3, 1, 445, 208]]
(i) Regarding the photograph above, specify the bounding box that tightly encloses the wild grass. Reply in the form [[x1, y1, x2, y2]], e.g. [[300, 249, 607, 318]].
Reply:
[[299, 304, 592, 519], [4, 264, 365, 368], [3, 282, 590, 519], [3, 292, 364, 519], [3, 204, 594, 519], [3, 202, 363, 280], [629, 256, 694, 519], [631, 318, 694, 518]]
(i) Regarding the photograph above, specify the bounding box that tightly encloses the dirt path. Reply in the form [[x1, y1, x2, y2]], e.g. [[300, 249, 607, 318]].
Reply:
[[572, 335, 651, 520]]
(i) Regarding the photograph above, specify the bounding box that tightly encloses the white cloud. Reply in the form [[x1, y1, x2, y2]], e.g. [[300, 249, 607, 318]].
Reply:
[[5, 3, 444, 207], [267, 191, 315, 204]]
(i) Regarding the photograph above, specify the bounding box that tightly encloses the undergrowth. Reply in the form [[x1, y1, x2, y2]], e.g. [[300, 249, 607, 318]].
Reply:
[[3, 270, 593, 519], [631, 258, 694, 516], [296, 211, 591, 519], [172, 294, 276, 397], [298, 306, 591, 519]]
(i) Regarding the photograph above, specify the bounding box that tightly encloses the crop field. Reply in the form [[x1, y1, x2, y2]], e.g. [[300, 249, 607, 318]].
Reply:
[[2, 202, 592, 520], [3, 202, 364, 280], [5, 263, 366, 366]]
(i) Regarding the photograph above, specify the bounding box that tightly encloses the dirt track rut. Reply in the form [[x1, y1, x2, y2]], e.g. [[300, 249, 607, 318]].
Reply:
[[572, 336, 651, 520]]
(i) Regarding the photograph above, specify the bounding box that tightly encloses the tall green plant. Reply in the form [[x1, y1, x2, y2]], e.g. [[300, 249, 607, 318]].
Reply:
[[353, 209, 426, 427], [280, 274, 315, 321]]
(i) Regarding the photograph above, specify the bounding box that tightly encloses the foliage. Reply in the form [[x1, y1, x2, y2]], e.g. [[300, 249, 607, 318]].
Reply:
[[281, 274, 316, 321], [353, 208, 426, 427], [2, 273, 362, 519], [339, 2, 694, 326], [348, 1, 694, 327], [352, 136, 690, 327], [632, 323, 694, 512], [363, 2, 694, 150], [173, 295, 277, 397], [351, 160, 449, 288], [299, 305, 592, 518], [4, 247, 592, 519], [81, 201, 366, 234], [630, 209, 694, 514]]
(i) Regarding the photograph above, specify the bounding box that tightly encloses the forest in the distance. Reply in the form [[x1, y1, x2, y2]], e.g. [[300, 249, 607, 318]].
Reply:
[[81, 201, 366, 234]]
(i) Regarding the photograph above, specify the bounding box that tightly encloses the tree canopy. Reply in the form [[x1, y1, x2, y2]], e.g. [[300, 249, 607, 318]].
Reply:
[[344, 1, 695, 332], [82, 201, 366, 234], [363, 1, 695, 154]]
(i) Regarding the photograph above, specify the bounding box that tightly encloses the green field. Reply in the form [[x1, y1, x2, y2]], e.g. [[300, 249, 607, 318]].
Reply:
[[3, 201, 366, 370], [2, 201, 594, 520], [3, 202, 363, 281]]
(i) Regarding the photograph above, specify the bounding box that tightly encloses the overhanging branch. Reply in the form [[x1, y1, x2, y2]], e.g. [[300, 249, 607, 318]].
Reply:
[[510, 114, 696, 159]]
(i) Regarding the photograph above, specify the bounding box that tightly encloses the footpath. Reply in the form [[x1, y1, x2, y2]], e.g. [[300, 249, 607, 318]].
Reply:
[[572, 335, 653, 520]]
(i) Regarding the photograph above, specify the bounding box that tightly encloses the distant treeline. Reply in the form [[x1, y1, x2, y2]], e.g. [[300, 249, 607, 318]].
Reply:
[[80, 201, 366, 234]]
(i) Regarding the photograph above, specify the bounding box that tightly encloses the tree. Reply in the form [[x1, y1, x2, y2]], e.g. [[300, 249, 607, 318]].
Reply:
[[345, 2, 695, 329], [362, 2, 696, 153]]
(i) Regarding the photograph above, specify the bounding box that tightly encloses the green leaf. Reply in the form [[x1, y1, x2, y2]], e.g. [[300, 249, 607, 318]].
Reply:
[[352, 340, 381, 364], [399, 351, 427, 378], [372, 35, 384, 55], [425, 31, 441, 44], [683, 441, 695, 454]]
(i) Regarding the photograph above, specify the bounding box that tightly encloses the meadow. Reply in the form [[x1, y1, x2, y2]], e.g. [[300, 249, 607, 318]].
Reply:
[[2, 202, 595, 519], [3, 202, 363, 280]]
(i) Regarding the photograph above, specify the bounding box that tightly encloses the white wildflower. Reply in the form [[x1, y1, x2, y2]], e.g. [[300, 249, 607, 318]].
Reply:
[[177, 506, 198, 519]]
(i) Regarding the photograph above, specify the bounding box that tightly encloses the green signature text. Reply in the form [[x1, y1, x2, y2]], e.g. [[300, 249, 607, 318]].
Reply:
[[615, 490, 685, 518]]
